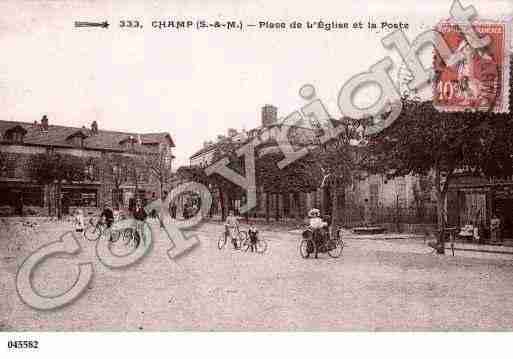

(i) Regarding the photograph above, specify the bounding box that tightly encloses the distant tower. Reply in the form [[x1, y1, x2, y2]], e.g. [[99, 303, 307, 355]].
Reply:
[[91, 120, 99, 135]]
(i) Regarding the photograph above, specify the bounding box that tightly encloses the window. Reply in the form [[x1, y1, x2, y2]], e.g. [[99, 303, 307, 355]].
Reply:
[[112, 189, 124, 207], [84, 163, 97, 181], [139, 170, 149, 183], [24, 187, 43, 206], [62, 189, 98, 207], [4, 159, 16, 178], [12, 132, 23, 143], [73, 136, 84, 147], [4, 127, 26, 143]]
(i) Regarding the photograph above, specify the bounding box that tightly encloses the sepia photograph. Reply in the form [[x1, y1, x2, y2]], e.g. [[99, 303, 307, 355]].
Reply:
[[0, 0, 513, 356]]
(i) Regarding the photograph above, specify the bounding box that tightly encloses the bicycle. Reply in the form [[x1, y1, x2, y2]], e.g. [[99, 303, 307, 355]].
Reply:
[[84, 217, 107, 241], [299, 226, 344, 259], [218, 226, 247, 250], [84, 217, 135, 244], [240, 234, 268, 254]]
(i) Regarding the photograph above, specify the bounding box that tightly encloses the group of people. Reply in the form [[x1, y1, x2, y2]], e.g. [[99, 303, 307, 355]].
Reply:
[[223, 210, 259, 252], [73, 199, 149, 247], [223, 207, 330, 252]]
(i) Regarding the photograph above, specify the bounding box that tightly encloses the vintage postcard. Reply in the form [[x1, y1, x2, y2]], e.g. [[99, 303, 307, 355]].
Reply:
[[0, 0, 513, 356]]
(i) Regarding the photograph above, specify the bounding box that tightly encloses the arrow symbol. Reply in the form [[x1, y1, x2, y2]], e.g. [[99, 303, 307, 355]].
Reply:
[[74, 21, 109, 28]]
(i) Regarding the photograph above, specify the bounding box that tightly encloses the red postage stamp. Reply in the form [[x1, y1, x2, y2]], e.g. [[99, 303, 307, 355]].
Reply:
[[433, 20, 511, 113]]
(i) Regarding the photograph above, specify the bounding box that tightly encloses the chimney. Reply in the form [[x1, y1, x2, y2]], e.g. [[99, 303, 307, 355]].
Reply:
[[41, 115, 49, 132], [261, 105, 277, 127], [227, 128, 238, 137], [91, 121, 99, 135]]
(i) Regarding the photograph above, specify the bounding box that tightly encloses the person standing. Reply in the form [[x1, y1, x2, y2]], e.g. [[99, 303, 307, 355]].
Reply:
[[100, 204, 114, 229], [490, 214, 501, 243], [74, 209, 85, 234], [248, 222, 259, 253], [170, 202, 177, 219], [133, 200, 148, 247], [224, 210, 240, 249]]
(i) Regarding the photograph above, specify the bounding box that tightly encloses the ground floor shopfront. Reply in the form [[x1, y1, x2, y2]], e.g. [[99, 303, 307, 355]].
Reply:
[[447, 176, 513, 239], [0, 180, 162, 216]]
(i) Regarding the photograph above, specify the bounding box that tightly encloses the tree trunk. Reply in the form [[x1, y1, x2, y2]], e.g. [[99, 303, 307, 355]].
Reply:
[[434, 165, 446, 254], [56, 182, 62, 220], [435, 190, 446, 254], [219, 189, 226, 221], [114, 186, 120, 210], [160, 182, 164, 200], [265, 192, 270, 223], [274, 194, 280, 221], [46, 184, 52, 216], [331, 185, 344, 230], [395, 194, 400, 232], [295, 192, 302, 220]]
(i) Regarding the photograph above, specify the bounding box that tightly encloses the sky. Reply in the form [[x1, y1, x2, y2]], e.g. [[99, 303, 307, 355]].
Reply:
[[0, 0, 511, 167]]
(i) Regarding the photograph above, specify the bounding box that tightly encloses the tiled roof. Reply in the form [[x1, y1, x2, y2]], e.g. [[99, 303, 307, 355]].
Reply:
[[190, 142, 218, 159], [188, 117, 349, 160], [0, 120, 175, 152]]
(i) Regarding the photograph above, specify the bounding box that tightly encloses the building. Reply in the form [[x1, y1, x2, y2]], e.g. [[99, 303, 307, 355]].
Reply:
[[189, 105, 433, 226], [0, 116, 175, 216]]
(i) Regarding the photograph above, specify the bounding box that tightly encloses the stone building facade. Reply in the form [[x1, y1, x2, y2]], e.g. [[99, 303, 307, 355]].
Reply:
[[0, 116, 175, 216]]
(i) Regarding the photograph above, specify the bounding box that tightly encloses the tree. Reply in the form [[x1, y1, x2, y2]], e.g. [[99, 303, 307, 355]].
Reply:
[[145, 148, 174, 199], [176, 165, 209, 185], [104, 153, 131, 209], [310, 118, 361, 228], [28, 152, 85, 218], [209, 138, 246, 221], [362, 97, 513, 253], [256, 149, 321, 222]]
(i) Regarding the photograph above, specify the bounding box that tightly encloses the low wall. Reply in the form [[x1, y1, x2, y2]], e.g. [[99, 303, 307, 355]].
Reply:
[[378, 222, 437, 234]]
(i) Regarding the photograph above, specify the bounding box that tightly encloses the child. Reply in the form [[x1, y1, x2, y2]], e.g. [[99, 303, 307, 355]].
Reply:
[[74, 209, 85, 233], [248, 222, 258, 252]]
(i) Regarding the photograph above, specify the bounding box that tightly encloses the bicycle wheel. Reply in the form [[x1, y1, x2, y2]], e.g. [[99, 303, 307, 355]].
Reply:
[[241, 235, 250, 252], [256, 238, 268, 254], [218, 233, 227, 250], [109, 228, 121, 243], [121, 228, 135, 245], [299, 238, 316, 259], [85, 225, 101, 241], [238, 231, 248, 251], [327, 238, 344, 258]]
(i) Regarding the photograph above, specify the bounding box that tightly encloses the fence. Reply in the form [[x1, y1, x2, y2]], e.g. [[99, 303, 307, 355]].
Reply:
[[341, 204, 438, 226]]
